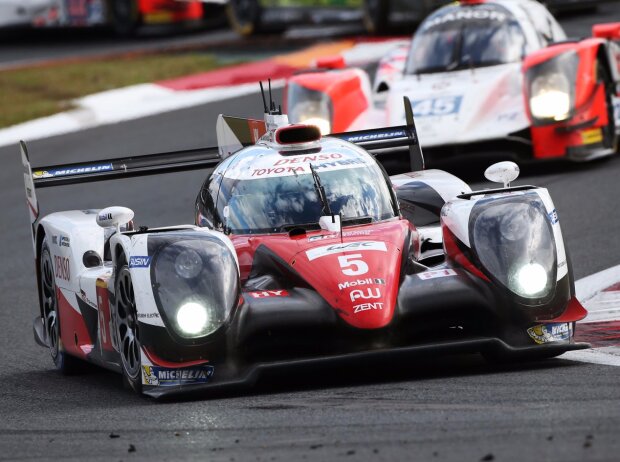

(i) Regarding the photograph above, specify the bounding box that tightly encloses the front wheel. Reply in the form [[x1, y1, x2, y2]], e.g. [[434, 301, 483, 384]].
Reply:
[[40, 240, 82, 374], [114, 265, 142, 393]]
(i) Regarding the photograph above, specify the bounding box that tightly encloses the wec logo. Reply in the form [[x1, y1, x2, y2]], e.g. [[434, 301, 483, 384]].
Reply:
[[306, 241, 387, 261], [129, 256, 151, 268]]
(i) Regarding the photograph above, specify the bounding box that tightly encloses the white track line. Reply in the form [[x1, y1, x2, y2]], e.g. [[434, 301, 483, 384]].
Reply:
[[0, 80, 285, 150], [561, 264, 620, 366]]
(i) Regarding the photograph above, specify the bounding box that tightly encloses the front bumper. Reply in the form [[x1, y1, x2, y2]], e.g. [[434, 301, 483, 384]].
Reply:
[[142, 337, 589, 399]]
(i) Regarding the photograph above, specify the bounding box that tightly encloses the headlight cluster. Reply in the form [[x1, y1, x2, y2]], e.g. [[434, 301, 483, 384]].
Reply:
[[287, 82, 333, 135], [471, 196, 557, 304], [151, 237, 239, 339], [527, 51, 578, 123]]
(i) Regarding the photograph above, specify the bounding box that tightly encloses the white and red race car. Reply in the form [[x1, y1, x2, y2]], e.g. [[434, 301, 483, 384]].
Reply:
[[286, 0, 620, 164]]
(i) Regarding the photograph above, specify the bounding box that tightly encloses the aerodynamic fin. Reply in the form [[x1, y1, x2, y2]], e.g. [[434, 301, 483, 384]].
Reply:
[[329, 97, 425, 172], [20, 141, 39, 254], [216, 115, 267, 159], [26, 145, 220, 189]]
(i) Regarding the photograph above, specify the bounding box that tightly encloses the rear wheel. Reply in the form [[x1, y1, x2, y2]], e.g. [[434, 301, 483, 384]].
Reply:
[[40, 240, 82, 374], [226, 0, 284, 36], [109, 0, 140, 37], [114, 265, 142, 393], [363, 0, 390, 35]]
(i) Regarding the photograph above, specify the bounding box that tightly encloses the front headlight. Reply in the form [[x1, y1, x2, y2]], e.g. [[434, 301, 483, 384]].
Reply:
[[530, 73, 571, 121], [471, 196, 557, 304], [176, 302, 209, 335], [151, 236, 239, 340], [526, 51, 578, 124], [287, 82, 333, 135], [301, 116, 331, 136]]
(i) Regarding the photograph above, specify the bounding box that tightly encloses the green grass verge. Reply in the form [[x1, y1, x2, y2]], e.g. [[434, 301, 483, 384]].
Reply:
[[0, 53, 232, 128]]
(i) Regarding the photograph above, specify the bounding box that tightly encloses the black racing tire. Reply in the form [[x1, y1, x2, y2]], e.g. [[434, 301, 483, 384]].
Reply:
[[599, 60, 618, 153], [40, 240, 83, 374], [226, 0, 284, 36], [114, 264, 142, 393], [226, 0, 261, 36], [109, 0, 140, 37], [363, 0, 390, 35]]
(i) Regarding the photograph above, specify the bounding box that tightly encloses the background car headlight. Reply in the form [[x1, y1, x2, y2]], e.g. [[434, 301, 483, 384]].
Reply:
[[301, 116, 331, 136], [471, 196, 557, 304], [526, 51, 578, 125], [151, 236, 239, 340], [287, 82, 333, 135], [530, 73, 571, 121]]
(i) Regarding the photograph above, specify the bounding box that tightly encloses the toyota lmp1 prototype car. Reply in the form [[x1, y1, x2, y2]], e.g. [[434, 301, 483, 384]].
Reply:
[[21, 94, 589, 398], [287, 0, 620, 164]]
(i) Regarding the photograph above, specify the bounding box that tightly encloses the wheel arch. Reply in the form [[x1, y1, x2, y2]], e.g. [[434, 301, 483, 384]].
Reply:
[[34, 224, 47, 318]]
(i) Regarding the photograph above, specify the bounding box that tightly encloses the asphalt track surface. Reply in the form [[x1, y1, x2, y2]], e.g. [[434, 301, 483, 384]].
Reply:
[[2, 6, 620, 462]]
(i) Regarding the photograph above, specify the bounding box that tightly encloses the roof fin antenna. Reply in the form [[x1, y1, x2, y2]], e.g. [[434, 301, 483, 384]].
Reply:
[[268, 79, 275, 114], [259, 81, 269, 114]]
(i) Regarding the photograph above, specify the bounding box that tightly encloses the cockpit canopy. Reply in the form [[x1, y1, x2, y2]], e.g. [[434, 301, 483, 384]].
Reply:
[[200, 138, 397, 234], [406, 3, 527, 75]]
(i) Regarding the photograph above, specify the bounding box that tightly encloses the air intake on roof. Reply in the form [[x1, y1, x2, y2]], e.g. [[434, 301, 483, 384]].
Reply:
[[276, 125, 322, 145]]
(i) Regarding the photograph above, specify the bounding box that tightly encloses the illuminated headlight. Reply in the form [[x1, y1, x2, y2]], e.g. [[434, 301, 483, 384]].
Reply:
[[526, 51, 578, 124], [176, 302, 209, 335], [301, 117, 331, 135], [471, 197, 557, 304], [287, 82, 333, 135], [511, 263, 549, 297], [530, 73, 571, 121], [151, 237, 239, 340]]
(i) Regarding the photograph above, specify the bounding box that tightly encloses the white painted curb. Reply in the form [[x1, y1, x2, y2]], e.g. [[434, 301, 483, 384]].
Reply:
[[575, 264, 620, 303], [0, 80, 285, 150]]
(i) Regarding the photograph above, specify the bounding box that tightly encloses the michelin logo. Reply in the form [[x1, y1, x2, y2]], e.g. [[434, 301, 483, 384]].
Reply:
[[527, 323, 571, 345], [343, 130, 406, 143], [142, 365, 214, 387], [33, 163, 113, 179]]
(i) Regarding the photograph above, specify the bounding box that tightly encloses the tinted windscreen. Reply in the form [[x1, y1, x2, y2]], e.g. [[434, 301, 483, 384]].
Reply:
[[218, 165, 395, 234], [406, 6, 526, 75]]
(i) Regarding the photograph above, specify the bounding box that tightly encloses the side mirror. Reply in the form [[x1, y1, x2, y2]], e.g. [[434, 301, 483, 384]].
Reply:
[[97, 206, 134, 232], [484, 161, 520, 188], [593, 22, 620, 40], [315, 55, 346, 70]]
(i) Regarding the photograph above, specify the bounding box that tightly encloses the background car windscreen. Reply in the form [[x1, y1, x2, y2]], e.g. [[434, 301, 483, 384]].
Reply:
[[406, 5, 527, 75]]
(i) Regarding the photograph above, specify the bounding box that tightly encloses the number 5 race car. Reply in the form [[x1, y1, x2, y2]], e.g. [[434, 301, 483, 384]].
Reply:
[[21, 94, 589, 398], [286, 0, 620, 164]]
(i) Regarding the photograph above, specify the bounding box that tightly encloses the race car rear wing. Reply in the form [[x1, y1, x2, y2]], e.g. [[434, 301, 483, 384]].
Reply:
[[20, 96, 424, 247], [329, 97, 424, 172]]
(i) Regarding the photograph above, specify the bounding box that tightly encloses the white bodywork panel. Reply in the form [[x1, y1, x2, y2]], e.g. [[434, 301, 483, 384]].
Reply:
[[368, 0, 568, 148], [386, 63, 529, 148], [39, 208, 238, 333], [391, 169, 472, 202], [442, 188, 568, 281]]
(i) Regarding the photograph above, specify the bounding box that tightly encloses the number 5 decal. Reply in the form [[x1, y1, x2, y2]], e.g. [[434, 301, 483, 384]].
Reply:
[[338, 254, 368, 276]]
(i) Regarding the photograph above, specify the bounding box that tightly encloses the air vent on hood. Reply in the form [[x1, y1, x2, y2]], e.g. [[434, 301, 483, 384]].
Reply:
[[275, 125, 321, 145]]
